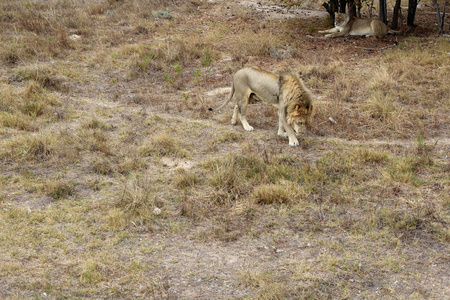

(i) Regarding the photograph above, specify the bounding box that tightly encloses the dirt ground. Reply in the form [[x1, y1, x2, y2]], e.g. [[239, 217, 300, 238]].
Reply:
[[0, 0, 449, 299]]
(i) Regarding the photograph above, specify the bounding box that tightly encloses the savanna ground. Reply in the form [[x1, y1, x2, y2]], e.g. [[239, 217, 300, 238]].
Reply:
[[0, 0, 449, 299]]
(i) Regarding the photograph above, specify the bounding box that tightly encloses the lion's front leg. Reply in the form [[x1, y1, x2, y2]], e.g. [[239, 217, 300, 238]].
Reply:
[[278, 108, 298, 146], [277, 118, 287, 137], [319, 27, 339, 34], [324, 28, 350, 38]]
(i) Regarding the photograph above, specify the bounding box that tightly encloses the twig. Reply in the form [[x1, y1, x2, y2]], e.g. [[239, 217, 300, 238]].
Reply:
[[355, 42, 398, 51]]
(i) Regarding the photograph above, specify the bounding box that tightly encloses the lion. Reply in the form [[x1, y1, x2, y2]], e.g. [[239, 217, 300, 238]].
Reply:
[[208, 67, 314, 146], [319, 13, 399, 38]]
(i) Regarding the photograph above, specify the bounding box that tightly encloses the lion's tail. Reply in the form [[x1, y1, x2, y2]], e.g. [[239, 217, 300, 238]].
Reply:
[[208, 83, 235, 112]]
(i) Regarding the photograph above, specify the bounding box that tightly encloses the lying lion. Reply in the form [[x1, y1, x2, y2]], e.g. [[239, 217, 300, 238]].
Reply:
[[209, 67, 314, 146], [319, 13, 399, 38]]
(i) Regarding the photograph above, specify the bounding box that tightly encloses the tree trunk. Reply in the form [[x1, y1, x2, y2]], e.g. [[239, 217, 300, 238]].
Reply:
[[408, 0, 418, 27], [323, 0, 339, 21], [379, 0, 388, 24], [392, 0, 402, 28], [340, 0, 347, 13], [348, 0, 357, 16], [356, 0, 362, 17], [433, 0, 447, 34]]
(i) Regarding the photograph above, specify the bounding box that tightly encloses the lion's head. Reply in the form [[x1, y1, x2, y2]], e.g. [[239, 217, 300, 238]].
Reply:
[[334, 13, 349, 27], [287, 103, 314, 134], [281, 73, 315, 134]]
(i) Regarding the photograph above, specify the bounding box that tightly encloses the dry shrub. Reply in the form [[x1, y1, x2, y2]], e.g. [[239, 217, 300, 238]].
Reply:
[[79, 259, 106, 285], [87, 2, 106, 15], [251, 183, 290, 205], [357, 148, 389, 164], [158, 38, 205, 64], [174, 168, 200, 189], [25, 134, 58, 161], [82, 117, 108, 130], [384, 156, 432, 185], [238, 30, 282, 56], [43, 179, 74, 200], [203, 153, 304, 205], [105, 208, 127, 229], [180, 195, 196, 219], [179, 191, 205, 221], [14, 8, 73, 58], [92, 155, 115, 175], [238, 269, 287, 299], [20, 81, 60, 117], [356, 203, 440, 236], [18, 10, 49, 34], [91, 144, 146, 175], [331, 77, 355, 102], [0, 112, 36, 131], [77, 127, 110, 154], [1, 132, 59, 162], [365, 91, 399, 123], [117, 176, 164, 224], [0, 39, 25, 64], [54, 25, 72, 49], [116, 146, 147, 174], [300, 60, 343, 82], [369, 66, 397, 91], [16, 66, 65, 90], [142, 133, 188, 158]]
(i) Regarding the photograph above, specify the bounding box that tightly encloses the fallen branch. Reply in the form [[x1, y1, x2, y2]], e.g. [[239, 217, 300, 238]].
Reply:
[[355, 42, 399, 51]]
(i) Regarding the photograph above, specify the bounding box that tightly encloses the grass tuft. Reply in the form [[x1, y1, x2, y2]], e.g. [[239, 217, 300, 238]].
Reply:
[[117, 176, 163, 224], [174, 168, 200, 189], [43, 179, 74, 200], [142, 133, 189, 158], [251, 183, 290, 205]]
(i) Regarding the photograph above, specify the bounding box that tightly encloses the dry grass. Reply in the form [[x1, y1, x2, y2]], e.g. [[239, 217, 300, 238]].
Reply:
[[0, 0, 448, 299]]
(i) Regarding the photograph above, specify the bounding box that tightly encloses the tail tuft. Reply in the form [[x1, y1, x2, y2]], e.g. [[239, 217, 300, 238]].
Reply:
[[208, 107, 214, 111]]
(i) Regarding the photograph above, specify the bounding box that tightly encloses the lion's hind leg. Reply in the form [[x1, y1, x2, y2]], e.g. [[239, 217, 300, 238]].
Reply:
[[231, 104, 239, 125], [235, 91, 254, 132]]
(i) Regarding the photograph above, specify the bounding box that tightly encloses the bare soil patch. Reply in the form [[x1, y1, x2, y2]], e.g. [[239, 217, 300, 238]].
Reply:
[[0, 0, 448, 299]]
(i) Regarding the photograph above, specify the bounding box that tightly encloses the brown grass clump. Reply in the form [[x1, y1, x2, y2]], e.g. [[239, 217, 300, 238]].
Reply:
[[251, 183, 290, 205], [365, 92, 401, 123], [116, 176, 164, 225], [142, 133, 189, 158], [174, 168, 200, 189], [0, 81, 60, 130], [205, 154, 268, 203], [238, 269, 288, 299], [1, 132, 59, 162], [16, 66, 66, 90], [238, 29, 284, 57], [43, 179, 74, 200]]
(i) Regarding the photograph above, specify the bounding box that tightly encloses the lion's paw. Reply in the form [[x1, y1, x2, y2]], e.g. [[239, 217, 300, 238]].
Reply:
[[244, 126, 254, 132], [289, 140, 299, 146]]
